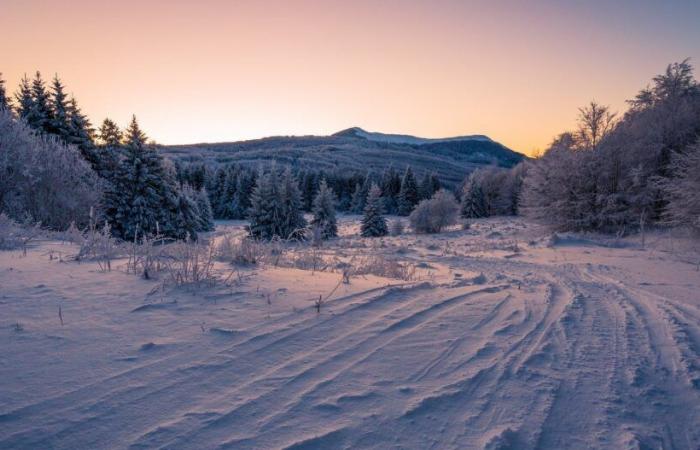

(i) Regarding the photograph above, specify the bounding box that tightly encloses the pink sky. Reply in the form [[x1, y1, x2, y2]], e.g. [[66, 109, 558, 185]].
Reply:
[[2, 0, 699, 154]]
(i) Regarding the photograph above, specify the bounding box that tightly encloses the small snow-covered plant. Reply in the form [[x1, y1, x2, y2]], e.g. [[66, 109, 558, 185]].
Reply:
[[390, 219, 405, 236], [161, 238, 216, 286], [77, 221, 119, 272], [0, 214, 41, 255], [351, 255, 417, 281], [218, 235, 266, 266], [409, 189, 459, 234], [0, 213, 24, 250]]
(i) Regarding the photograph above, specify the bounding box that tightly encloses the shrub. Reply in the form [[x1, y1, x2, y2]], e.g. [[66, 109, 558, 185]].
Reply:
[[409, 190, 459, 234]]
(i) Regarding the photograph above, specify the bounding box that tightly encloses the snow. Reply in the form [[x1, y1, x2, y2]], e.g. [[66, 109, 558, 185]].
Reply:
[[2, 217, 700, 449], [342, 127, 493, 145]]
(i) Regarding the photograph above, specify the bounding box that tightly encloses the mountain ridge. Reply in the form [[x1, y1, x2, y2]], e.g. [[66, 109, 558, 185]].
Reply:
[[160, 127, 526, 187]]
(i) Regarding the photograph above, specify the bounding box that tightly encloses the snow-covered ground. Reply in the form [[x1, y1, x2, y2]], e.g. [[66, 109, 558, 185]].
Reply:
[[2, 217, 700, 449]]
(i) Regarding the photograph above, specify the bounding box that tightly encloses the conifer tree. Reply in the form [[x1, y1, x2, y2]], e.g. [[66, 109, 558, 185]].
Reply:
[[280, 167, 307, 239], [27, 71, 53, 133], [66, 97, 97, 167], [460, 177, 488, 218], [248, 166, 283, 240], [195, 188, 215, 231], [0, 73, 9, 112], [220, 166, 239, 219], [361, 184, 388, 237], [171, 189, 200, 240], [95, 118, 122, 178], [14, 75, 33, 120], [311, 179, 337, 239], [397, 166, 419, 216], [350, 182, 365, 213], [103, 116, 179, 240], [49, 75, 71, 141], [98, 118, 122, 147]]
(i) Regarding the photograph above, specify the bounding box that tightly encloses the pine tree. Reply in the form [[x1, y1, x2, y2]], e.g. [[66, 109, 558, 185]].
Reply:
[[98, 118, 122, 146], [195, 188, 215, 231], [248, 166, 283, 240], [103, 116, 179, 240], [95, 118, 122, 178], [397, 166, 419, 216], [171, 189, 200, 240], [361, 184, 388, 237], [460, 177, 488, 218], [219, 166, 239, 219], [66, 97, 97, 167], [280, 167, 307, 239], [49, 75, 71, 141], [311, 179, 337, 239], [231, 170, 255, 219], [0, 73, 9, 112], [27, 71, 53, 133], [350, 182, 365, 214], [14, 75, 33, 120]]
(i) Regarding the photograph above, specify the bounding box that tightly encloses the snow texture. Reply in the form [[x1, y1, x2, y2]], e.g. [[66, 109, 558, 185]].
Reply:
[[1, 217, 700, 449]]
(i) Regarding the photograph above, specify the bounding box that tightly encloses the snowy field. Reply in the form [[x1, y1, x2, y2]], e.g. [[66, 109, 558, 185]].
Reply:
[[2, 217, 700, 449]]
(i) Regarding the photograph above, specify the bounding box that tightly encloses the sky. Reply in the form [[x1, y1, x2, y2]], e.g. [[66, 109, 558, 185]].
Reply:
[[2, 0, 699, 155]]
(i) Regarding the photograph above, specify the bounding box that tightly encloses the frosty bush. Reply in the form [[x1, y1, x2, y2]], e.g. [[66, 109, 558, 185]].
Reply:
[[0, 213, 40, 252], [409, 190, 459, 234], [0, 110, 101, 230]]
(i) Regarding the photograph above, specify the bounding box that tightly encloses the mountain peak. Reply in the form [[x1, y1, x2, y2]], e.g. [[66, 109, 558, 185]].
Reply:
[[332, 127, 493, 145]]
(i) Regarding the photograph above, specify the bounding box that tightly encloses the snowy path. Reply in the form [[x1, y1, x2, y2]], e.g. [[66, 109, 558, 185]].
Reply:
[[1, 223, 700, 449]]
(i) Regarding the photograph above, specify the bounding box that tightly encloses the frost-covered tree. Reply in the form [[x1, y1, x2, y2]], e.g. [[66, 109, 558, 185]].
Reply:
[[0, 73, 9, 112], [397, 166, 419, 216], [14, 75, 34, 122], [26, 72, 53, 134], [410, 190, 459, 234], [460, 176, 487, 218], [248, 166, 283, 240], [280, 167, 307, 239], [0, 109, 101, 229], [49, 75, 71, 142], [195, 188, 215, 232], [311, 179, 337, 239], [66, 97, 97, 168], [103, 116, 180, 240], [661, 142, 700, 232], [361, 184, 388, 237], [419, 171, 441, 200]]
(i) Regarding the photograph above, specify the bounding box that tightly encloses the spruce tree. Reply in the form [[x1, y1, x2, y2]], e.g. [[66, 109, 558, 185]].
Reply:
[[311, 179, 337, 239], [460, 177, 487, 218], [248, 166, 283, 239], [280, 167, 307, 239], [14, 75, 33, 120], [49, 75, 71, 141], [0, 73, 9, 112], [103, 116, 179, 240], [350, 182, 365, 213], [66, 97, 97, 167], [27, 71, 53, 133], [95, 118, 122, 178], [220, 166, 239, 219], [195, 188, 215, 231], [98, 118, 122, 146], [361, 184, 388, 237], [397, 166, 419, 216]]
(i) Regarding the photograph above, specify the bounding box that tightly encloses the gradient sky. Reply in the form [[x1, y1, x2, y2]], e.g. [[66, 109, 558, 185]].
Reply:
[[2, 0, 699, 155]]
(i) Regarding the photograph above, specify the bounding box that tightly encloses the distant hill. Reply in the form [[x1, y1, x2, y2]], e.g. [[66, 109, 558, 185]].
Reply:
[[160, 127, 526, 186]]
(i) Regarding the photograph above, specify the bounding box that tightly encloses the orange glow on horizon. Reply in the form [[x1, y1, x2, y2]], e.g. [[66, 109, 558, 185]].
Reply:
[[2, 0, 699, 156]]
